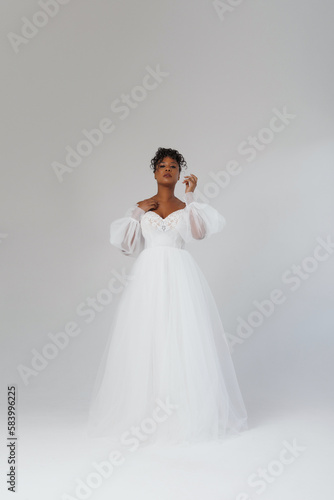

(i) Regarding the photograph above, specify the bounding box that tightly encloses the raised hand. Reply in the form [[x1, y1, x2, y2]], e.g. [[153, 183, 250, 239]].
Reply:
[[182, 174, 198, 193]]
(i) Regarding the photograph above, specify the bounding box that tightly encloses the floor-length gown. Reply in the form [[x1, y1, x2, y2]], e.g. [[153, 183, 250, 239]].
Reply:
[[86, 191, 248, 448]]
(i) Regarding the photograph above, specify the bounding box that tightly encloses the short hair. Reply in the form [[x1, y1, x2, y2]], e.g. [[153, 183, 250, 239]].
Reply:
[[150, 147, 188, 173]]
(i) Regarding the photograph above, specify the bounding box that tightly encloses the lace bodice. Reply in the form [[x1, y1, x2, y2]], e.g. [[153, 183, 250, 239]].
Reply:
[[142, 209, 185, 231], [140, 208, 187, 250], [109, 191, 226, 257]]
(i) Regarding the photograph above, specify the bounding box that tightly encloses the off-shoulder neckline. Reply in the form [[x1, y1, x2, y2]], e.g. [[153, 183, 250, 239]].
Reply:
[[145, 207, 186, 221]]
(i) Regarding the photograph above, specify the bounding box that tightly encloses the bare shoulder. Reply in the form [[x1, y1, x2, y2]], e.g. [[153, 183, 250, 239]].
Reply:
[[176, 198, 186, 208], [176, 197, 186, 209]]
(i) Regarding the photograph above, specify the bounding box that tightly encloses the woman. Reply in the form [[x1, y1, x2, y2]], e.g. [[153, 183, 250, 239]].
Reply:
[[87, 147, 248, 448]]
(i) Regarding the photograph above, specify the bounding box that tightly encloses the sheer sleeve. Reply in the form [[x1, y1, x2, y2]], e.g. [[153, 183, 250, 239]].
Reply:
[[176, 191, 226, 242], [109, 204, 146, 257]]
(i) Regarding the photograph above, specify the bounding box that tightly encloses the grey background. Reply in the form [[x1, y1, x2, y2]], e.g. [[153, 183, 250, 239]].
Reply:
[[1, 0, 333, 439]]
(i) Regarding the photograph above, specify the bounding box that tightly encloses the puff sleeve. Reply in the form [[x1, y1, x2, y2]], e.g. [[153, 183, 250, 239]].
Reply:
[[109, 204, 146, 257], [176, 191, 226, 242]]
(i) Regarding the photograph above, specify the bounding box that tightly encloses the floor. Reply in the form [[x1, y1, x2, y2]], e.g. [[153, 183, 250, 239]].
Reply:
[[2, 407, 332, 500]]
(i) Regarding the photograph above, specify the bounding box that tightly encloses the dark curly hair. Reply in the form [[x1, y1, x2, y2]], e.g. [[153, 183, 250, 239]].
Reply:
[[150, 147, 188, 173]]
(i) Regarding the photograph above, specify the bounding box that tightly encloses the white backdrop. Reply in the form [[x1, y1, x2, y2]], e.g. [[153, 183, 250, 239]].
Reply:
[[1, 1, 334, 499]]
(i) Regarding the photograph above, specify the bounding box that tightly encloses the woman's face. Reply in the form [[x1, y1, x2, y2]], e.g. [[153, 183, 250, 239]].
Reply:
[[155, 156, 180, 185]]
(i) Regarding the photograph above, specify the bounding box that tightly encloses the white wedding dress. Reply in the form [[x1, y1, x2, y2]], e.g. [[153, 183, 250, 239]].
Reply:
[[87, 191, 248, 448]]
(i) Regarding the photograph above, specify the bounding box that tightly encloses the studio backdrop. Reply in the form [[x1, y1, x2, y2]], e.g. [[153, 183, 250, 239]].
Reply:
[[1, 1, 333, 499]]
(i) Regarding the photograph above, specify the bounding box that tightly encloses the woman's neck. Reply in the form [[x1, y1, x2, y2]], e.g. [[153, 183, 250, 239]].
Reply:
[[155, 186, 177, 202]]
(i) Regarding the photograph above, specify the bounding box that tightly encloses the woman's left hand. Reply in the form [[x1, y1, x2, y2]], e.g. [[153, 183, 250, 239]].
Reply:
[[182, 174, 198, 193]]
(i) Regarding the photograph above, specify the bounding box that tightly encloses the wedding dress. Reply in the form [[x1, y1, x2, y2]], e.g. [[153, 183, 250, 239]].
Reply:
[[86, 191, 248, 448]]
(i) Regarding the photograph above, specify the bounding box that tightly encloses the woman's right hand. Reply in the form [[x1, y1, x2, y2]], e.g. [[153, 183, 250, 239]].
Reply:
[[137, 197, 159, 212]]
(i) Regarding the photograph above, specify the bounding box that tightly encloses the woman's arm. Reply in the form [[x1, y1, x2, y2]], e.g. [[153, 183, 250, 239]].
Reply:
[[177, 191, 226, 243], [109, 205, 145, 256], [185, 192, 207, 240], [120, 206, 145, 254]]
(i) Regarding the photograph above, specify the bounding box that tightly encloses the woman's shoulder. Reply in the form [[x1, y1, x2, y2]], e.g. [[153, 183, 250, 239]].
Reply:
[[177, 198, 187, 209], [173, 196, 186, 209]]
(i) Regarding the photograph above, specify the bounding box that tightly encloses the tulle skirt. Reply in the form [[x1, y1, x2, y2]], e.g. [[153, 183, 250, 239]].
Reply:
[[86, 246, 248, 448]]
